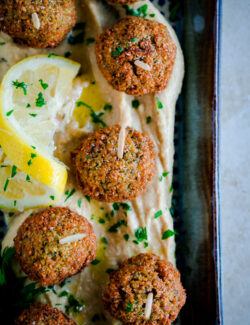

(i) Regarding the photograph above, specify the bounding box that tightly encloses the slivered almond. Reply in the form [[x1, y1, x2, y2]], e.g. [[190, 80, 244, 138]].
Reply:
[[134, 60, 151, 71], [32, 13, 40, 30], [145, 293, 153, 320], [59, 233, 86, 244]]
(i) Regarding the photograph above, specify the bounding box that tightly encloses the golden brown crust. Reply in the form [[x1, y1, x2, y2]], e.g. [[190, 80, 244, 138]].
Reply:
[[14, 207, 97, 286], [0, 0, 77, 48], [103, 253, 186, 324], [15, 303, 76, 324], [95, 17, 176, 95], [71, 124, 156, 202]]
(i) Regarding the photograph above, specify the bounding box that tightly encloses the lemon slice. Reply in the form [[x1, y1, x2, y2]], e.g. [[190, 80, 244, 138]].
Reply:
[[0, 55, 80, 210], [0, 148, 56, 211]]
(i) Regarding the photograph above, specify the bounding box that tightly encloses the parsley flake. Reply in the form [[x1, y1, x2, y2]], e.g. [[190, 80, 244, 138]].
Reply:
[[154, 210, 162, 219], [6, 109, 14, 116], [78, 198, 82, 208], [48, 53, 58, 57], [135, 227, 147, 242], [35, 92, 46, 107], [108, 220, 127, 233], [86, 38, 95, 45], [162, 229, 177, 240], [132, 99, 140, 109], [0, 42, 6, 45], [12, 80, 28, 95], [159, 172, 169, 181], [39, 79, 48, 90], [64, 188, 76, 202], [123, 4, 148, 18], [124, 234, 130, 241], [112, 46, 124, 56], [126, 302, 133, 313], [104, 104, 112, 111], [156, 96, 163, 109], [146, 116, 152, 124]]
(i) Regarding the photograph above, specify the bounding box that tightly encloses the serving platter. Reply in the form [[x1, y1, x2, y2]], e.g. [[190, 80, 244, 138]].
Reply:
[[0, 0, 222, 324]]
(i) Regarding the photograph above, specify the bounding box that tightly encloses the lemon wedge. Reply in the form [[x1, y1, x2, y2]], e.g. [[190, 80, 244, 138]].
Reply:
[[0, 55, 80, 210]]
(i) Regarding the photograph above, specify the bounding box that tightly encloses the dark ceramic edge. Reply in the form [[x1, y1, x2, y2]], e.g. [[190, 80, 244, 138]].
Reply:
[[213, 0, 223, 324]]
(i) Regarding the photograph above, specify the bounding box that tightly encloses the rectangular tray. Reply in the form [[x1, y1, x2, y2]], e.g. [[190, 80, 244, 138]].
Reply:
[[173, 0, 222, 323]]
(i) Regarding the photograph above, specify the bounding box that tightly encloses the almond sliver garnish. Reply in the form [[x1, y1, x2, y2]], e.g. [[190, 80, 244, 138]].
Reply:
[[59, 233, 86, 244]]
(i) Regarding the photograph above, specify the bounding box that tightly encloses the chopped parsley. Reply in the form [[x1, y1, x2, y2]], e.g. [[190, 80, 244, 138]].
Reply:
[[132, 99, 140, 109], [134, 227, 147, 242], [29, 113, 37, 117], [162, 229, 177, 240], [154, 210, 162, 219], [27, 151, 37, 166], [112, 202, 131, 211], [85, 195, 91, 203], [77, 101, 106, 127], [106, 268, 115, 274], [146, 116, 152, 124], [149, 13, 156, 17], [112, 46, 124, 56], [68, 22, 85, 45], [156, 96, 163, 109], [26, 175, 31, 182], [58, 290, 68, 297], [159, 171, 169, 181], [126, 302, 133, 313], [50, 195, 55, 200], [144, 242, 149, 248], [8, 212, 15, 217], [3, 165, 17, 191], [124, 234, 130, 241], [169, 184, 173, 193], [39, 79, 48, 90], [104, 103, 112, 111], [35, 92, 46, 107], [64, 188, 76, 202], [130, 37, 139, 42], [0, 42, 6, 46], [12, 80, 28, 95], [86, 38, 95, 45], [6, 109, 14, 116], [101, 237, 108, 245], [123, 4, 148, 18], [65, 294, 84, 314], [78, 198, 82, 208], [108, 219, 127, 233], [91, 259, 100, 265], [3, 178, 9, 192], [48, 53, 58, 57], [98, 218, 105, 224], [112, 203, 119, 211], [26, 103, 31, 108], [64, 51, 72, 58]]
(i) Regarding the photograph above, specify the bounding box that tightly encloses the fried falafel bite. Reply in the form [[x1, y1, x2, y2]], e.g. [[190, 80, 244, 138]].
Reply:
[[71, 124, 156, 202], [0, 0, 77, 48], [103, 253, 186, 325], [15, 303, 76, 325], [14, 207, 97, 286], [95, 17, 177, 96]]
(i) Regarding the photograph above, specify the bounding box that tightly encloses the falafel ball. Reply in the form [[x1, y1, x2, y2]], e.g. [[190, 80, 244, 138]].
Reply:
[[71, 124, 156, 202], [15, 303, 76, 325], [95, 17, 177, 96], [103, 253, 186, 324], [14, 207, 97, 286], [0, 0, 77, 48]]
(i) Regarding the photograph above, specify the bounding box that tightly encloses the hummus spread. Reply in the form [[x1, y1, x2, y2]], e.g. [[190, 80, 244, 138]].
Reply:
[[0, 0, 184, 323]]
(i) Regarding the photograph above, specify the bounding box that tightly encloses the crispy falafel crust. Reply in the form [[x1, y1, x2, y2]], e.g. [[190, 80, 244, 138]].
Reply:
[[103, 253, 186, 324], [71, 124, 156, 202], [15, 303, 76, 325], [0, 0, 77, 48], [14, 207, 97, 286], [95, 17, 176, 96]]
